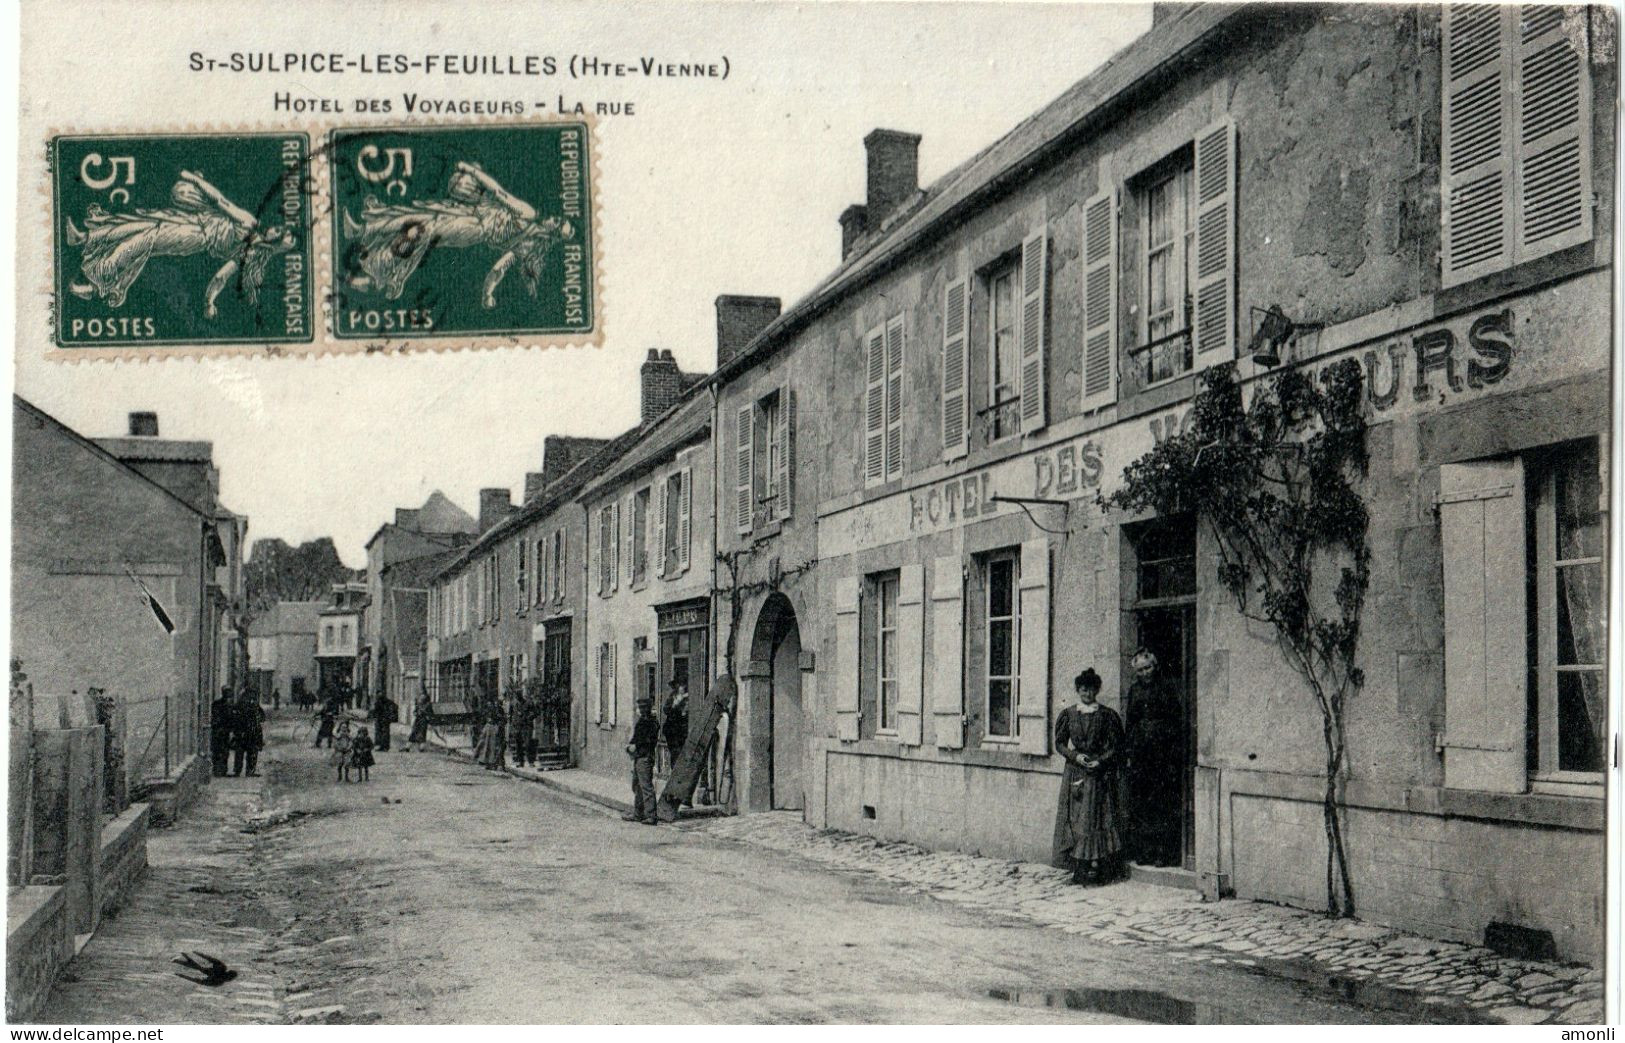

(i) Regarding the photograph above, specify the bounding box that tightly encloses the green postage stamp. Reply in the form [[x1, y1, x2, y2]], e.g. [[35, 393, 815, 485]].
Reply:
[[51, 132, 314, 349], [327, 122, 594, 344]]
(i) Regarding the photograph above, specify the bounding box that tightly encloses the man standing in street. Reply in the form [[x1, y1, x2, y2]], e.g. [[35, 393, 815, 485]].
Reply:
[[373, 691, 398, 753], [231, 692, 265, 778], [624, 696, 659, 825], [209, 687, 234, 777], [511, 685, 538, 768]]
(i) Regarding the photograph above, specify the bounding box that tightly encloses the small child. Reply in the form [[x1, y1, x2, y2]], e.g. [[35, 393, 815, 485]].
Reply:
[[332, 720, 353, 783], [351, 725, 375, 782]]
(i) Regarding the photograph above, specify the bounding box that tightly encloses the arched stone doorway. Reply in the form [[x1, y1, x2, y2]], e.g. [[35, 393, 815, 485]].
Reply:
[[746, 593, 805, 812]]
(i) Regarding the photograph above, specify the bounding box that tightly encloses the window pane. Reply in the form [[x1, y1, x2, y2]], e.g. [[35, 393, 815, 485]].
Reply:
[[1557, 669, 1605, 773], [881, 578, 897, 627], [988, 680, 1013, 737], [881, 680, 897, 729], [1148, 249, 1170, 316], [1148, 179, 1172, 248], [988, 558, 1013, 617], [989, 619, 1012, 676], [1555, 562, 1604, 665], [1555, 443, 1603, 560], [881, 630, 896, 682]]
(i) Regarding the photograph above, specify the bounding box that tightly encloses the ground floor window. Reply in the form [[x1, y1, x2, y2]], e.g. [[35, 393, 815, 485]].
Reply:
[[862, 570, 901, 734], [981, 549, 1020, 740]]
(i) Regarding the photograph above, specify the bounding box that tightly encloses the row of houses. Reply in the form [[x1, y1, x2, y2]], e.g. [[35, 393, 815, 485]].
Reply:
[[413, 5, 1608, 962]]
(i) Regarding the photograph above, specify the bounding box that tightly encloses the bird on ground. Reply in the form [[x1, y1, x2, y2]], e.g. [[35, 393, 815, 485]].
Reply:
[[173, 952, 237, 987]]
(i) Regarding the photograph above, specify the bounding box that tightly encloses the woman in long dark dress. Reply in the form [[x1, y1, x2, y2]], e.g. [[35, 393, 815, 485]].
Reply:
[[1052, 668, 1126, 885]]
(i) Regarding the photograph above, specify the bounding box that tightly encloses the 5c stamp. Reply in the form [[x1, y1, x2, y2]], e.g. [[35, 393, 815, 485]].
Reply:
[[52, 132, 313, 348], [327, 122, 594, 343]]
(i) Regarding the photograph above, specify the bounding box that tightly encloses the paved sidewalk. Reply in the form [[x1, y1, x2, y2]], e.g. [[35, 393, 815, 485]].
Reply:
[[684, 812, 1605, 1026]]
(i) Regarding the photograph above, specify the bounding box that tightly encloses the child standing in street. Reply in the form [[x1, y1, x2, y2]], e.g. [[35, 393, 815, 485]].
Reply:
[[351, 725, 375, 782], [332, 720, 353, 783]]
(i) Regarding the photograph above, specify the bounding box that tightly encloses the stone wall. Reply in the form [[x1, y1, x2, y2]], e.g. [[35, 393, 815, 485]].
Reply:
[[143, 753, 208, 826], [30, 725, 103, 936], [98, 803, 150, 917], [5, 884, 71, 1023]]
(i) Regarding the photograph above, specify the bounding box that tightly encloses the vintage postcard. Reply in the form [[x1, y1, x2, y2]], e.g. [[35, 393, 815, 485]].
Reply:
[[7, 0, 1621, 1031]]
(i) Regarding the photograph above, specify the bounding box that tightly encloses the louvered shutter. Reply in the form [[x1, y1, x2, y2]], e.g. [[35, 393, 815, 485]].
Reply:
[[1192, 119, 1237, 367], [624, 494, 635, 585], [1018, 229, 1048, 432], [592, 643, 602, 723], [591, 510, 603, 596], [556, 529, 566, 602], [610, 502, 621, 593], [1514, 4, 1592, 261], [930, 555, 965, 749], [534, 537, 545, 608], [1439, 457, 1526, 792], [1015, 538, 1051, 756], [654, 479, 668, 579], [941, 276, 969, 460], [884, 315, 905, 480], [609, 642, 619, 726], [678, 466, 693, 572], [1442, 5, 1514, 285], [776, 386, 794, 521], [735, 404, 754, 534], [897, 564, 925, 746], [864, 325, 886, 485], [834, 576, 861, 741], [1081, 189, 1118, 411]]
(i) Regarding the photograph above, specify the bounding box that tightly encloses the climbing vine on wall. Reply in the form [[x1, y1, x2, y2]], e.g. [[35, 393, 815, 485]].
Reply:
[[1104, 360, 1370, 917]]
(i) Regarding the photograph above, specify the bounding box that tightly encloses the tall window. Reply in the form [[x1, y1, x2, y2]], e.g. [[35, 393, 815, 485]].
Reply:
[[1140, 160, 1195, 384], [517, 538, 528, 604], [552, 529, 565, 601], [760, 391, 782, 511], [988, 263, 1020, 440], [1531, 439, 1607, 777], [535, 536, 547, 607], [873, 572, 900, 732], [984, 550, 1019, 739], [633, 487, 651, 583], [664, 472, 684, 574]]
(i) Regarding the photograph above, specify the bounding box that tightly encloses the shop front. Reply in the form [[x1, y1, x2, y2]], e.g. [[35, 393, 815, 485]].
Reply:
[[654, 598, 709, 775]]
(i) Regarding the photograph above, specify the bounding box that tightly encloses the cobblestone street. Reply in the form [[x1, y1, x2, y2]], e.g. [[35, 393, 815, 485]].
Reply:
[[29, 717, 1580, 1024]]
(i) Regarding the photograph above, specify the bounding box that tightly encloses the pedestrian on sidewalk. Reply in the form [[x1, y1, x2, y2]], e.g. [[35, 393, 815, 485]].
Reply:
[[407, 690, 433, 751], [624, 696, 659, 825], [662, 681, 689, 776], [332, 720, 353, 782], [231, 692, 266, 777], [351, 724, 374, 781], [314, 697, 338, 749], [209, 687, 234, 777], [475, 696, 506, 770], [1052, 668, 1125, 886], [373, 692, 398, 752], [511, 684, 538, 767]]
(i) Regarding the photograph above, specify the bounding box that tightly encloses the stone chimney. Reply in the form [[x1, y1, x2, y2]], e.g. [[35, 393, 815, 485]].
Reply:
[[523, 472, 546, 503], [128, 412, 159, 437], [864, 129, 921, 229], [640, 349, 684, 424], [839, 204, 869, 261], [715, 295, 782, 370], [478, 488, 514, 533]]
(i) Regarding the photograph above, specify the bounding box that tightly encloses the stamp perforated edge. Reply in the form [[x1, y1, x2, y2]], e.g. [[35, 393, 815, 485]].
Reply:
[[37, 114, 605, 363]]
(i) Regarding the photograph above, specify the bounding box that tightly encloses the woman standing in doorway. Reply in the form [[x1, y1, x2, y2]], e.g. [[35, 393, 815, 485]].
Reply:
[[1052, 669, 1125, 886]]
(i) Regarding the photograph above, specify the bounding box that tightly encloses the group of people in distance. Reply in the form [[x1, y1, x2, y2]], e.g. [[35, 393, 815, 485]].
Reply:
[[310, 690, 397, 783], [208, 688, 266, 778], [1052, 649, 1186, 886]]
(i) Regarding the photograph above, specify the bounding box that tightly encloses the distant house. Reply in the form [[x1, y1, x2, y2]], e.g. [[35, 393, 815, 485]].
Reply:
[[247, 601, 321, 706], [316, 582, 367, 701]]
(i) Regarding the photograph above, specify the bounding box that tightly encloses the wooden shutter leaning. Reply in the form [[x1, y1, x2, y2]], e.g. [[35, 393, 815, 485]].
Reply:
[[776, 386, 794, 521], [864, 325, 886, 486], [884, 315, 905, 481], [735, 403, 754, 534], [678, 466, 693, 573], [834, 576, 861, 741], [1192, 118, 1237, 367], [930, 555, 965, 749], [1442, 5, 1514, 286], [654, 479, 668, 579], [1081, 188, 1118, 412], [1514, 4, 1592, 262], [1018, 229, 1048, 432], [1015, 538, 1051, 756], [941, 275, 969, 460], [897, 564, 925, 746], [1439, 457, 1526, 792]]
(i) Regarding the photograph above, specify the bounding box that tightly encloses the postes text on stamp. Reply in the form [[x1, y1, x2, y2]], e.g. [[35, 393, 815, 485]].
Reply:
[[327, 122, 594, 342], [52, 133, 314, 348]]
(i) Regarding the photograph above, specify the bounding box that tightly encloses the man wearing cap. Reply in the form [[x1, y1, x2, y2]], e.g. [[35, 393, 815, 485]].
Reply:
[[624, 695, 660, 825], [1124, 649, 1184, 867]]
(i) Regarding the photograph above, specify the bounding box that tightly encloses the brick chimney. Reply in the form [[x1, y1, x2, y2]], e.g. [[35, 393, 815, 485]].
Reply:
[[839, 204, 869, 261], [640, 349, 684, 424], [715, 295, 782, 370], [128, 411, 159, 437], [478, 488, 513, 533], [864, 129, 921, 228]]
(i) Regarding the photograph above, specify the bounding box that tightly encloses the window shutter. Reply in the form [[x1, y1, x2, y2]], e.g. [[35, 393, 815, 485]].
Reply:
[[610, 502, 621, 593], [735, 403, 754, 534], [624, 493, 635, 584], [1442, 5, 1514, 286], [609, 642, 619, 726], [592, 644, 602, 723], [1513, 4, 1592, 262], [1015, 538, 1051, 756], [1439, 457, 1526, 792], [1081, 188, 1118, 411], [930, 555, 965, 749], [896, 564, 926, 746], [534, 538, 544, 608], [678, 467, 693, 572], [654, 479, 668, 579], [1018, 229, 1048, 432], [941, 276, 969, 460], [591, 510, 603, 597], [884, 315, 905, 481], [556, 529, 566, 602], [776, 386, 794, 521], [834, 576, 861, 741], [864, 325, 886, 486], [1192, 118, 1237, 367]]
